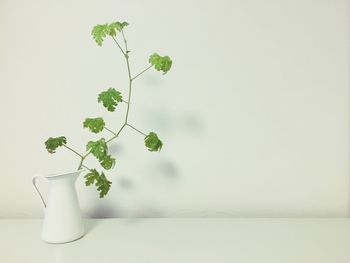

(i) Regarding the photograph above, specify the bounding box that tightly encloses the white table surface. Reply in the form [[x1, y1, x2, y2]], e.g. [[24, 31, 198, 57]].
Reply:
[[0, 218, 349, 263]]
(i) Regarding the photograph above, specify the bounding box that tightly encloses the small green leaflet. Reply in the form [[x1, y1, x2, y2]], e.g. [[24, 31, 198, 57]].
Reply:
[[86, 139, 116, 170], [144, 132, 163, 152], [86, 138, 108, 161], [84, 169, 112, 198], [108, 21, 129, 36], [96, 172, 112, 198], [45, 136, 67, 153], [91, 21, 129, 46], [91, 24, 108, 46], [84, 169, 99, 186], [149, 53, 172, 74], [98, 88, 123, 112], [100, 155, 116, 170], [83, 117, 105, 133]]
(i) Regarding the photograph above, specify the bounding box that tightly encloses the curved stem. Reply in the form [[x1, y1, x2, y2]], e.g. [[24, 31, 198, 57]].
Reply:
[[77, 31, 136, 171], [122, 30, 133, 125], [124, 66, 132, 124]]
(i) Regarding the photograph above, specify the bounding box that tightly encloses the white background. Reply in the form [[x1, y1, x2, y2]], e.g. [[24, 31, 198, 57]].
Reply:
[[0, 0, 349, 218]]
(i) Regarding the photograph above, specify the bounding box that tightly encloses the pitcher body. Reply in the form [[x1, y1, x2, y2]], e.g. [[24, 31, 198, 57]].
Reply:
[[32, 170, 85, 243]]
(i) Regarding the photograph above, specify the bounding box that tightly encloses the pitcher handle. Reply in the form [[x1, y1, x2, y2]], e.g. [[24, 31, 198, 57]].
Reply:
[[32, 175, 48, 209]]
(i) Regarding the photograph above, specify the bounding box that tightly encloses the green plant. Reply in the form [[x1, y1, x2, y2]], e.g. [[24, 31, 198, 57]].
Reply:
[[45, 21, 172, 198]]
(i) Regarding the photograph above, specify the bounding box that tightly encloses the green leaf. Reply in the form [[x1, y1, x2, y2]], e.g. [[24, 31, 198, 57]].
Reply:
[[144, 132, 163, 152], [83, 117, 105, 133], [45, 136, 67, 153], [98, 88, 123, 112], [86, 139, 116, 170], [86, 138, 108, 161], [108, 21, 129, 37], [84, 169, 99, 186], [84, 169, 112, 198], [91, 24, 108, 46], [149, 53, 172, 74], [100, 155, 116, 170], [91, 21, 129, 46], [96, 172, 112, 198]]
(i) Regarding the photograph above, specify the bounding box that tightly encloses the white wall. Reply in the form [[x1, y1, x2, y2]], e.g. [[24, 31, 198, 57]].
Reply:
[[0, 0, 349, 218]]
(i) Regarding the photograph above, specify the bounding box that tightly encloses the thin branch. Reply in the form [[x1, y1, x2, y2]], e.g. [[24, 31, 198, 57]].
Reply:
[[122, 31, 133, 125], [127, 123, 147, 136], [63, 145, 83, 158], [81, 164, 92, 172], [132, 65, 153, 81], [77, 156, 85, 170], [111, 36, 126, 56], [104, 127, 117, 136], [121, 30, 128, 52], [106, 123, 126, 143]]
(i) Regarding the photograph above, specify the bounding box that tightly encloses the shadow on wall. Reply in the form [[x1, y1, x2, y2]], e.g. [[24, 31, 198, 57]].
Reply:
[[144, 158, 181, 183], [108, 143, 125, 156], [142, 107, 205, 135], [118, 177, 134, 189], [87, 106, 205, 218], [86, 199, 166, 218], [87, 201, 120, 218]]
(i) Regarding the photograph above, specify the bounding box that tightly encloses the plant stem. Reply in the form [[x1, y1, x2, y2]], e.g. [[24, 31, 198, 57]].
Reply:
[[122, 30, 133, 125], [127, 123, 147, 136], [132, 65, 152, 81], [111, 36, 126, 56], [77, 156, 85, 170], [124, 68, 132, 124], [81, 164, 92, 171], [63, 145, 83, 158], [104, 127, 117, 136], [121, 30, 128, 53], [106, 123, 126, 143], [77, 112, 127, 170], [77, 31, 136, 171]]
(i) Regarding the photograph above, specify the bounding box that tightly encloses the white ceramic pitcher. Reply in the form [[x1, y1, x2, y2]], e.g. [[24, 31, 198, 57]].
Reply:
[[32, 169, 85, 243]]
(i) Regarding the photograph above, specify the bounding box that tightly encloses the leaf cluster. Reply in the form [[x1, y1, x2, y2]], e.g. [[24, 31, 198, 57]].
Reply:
[[149, 53, 172, 74], [84, 169, 112, 198], [83, 118, 105, 133], [144, 132, 163, 152], [91, 21, 129, 46], [98, 88, 123, 112], [86, 138, 116, 170], [45, 136, 67, 153]]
